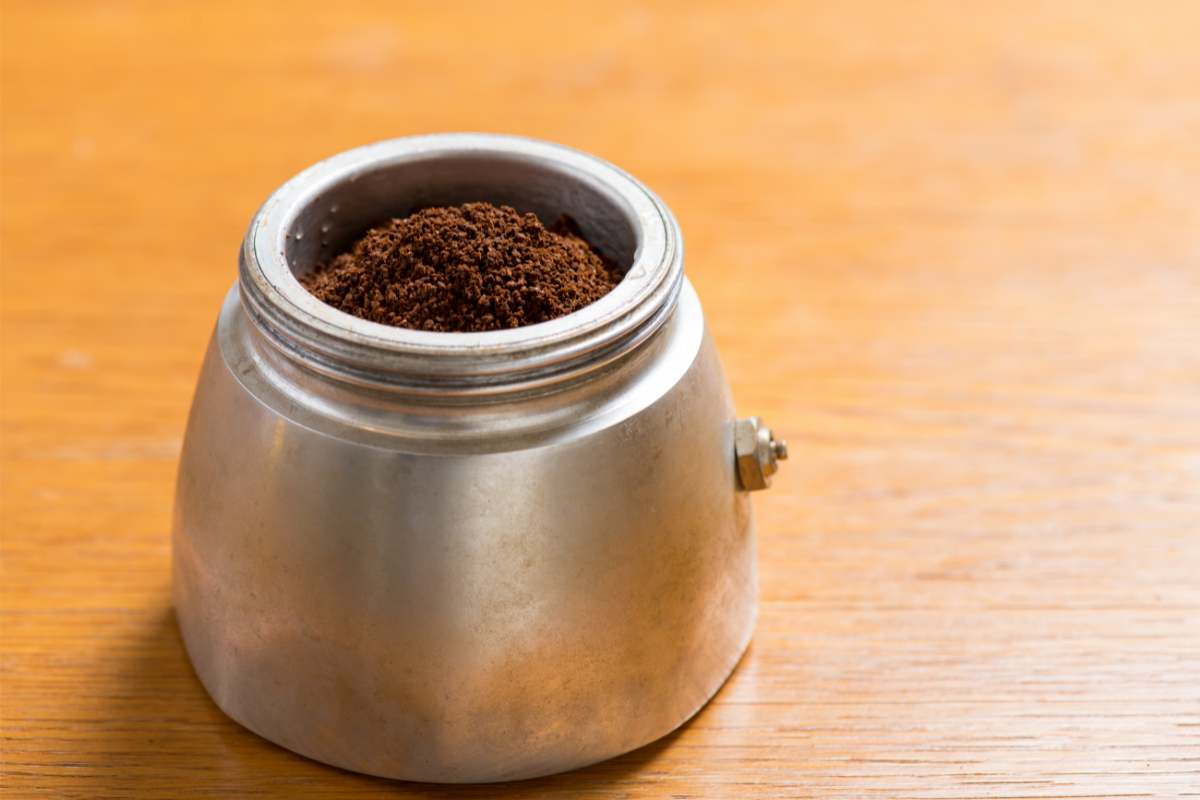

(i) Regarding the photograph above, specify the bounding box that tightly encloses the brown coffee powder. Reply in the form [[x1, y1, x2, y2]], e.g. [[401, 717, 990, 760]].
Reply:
[[301, 202, 622, 332]]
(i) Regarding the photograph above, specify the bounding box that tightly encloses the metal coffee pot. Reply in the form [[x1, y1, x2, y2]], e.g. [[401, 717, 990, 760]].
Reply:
[[173, 134, 785, 782]]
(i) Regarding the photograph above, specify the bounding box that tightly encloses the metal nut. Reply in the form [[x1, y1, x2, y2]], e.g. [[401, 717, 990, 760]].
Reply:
[[734, 416, 788, 491]]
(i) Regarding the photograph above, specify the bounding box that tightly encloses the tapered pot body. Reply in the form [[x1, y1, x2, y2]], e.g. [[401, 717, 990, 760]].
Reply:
[[172, 134, 758, 782]]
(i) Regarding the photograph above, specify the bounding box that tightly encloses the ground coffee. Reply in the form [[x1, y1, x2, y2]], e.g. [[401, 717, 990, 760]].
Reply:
[[301, 202, 622, 332]]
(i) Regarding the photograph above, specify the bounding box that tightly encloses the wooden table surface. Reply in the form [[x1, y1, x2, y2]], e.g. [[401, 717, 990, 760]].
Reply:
[[3, 1, 1199, 797]]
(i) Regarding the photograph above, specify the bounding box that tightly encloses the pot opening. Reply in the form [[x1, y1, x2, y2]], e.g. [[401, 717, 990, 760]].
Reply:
[[240, 134, 680, 396]]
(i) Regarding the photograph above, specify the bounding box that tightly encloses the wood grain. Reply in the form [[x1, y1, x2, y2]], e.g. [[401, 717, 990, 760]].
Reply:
[[3, 1, 1199, 797]]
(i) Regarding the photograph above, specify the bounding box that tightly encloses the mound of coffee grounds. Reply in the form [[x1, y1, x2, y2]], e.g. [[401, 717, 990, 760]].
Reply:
[[301, 202, 622, 332]]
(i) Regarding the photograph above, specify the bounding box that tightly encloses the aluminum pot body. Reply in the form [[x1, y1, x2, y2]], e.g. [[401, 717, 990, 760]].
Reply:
[[172, 135, 758, 782]]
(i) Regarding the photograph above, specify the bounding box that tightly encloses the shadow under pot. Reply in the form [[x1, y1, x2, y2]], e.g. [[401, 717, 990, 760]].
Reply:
[[172, 133, 786, 783]]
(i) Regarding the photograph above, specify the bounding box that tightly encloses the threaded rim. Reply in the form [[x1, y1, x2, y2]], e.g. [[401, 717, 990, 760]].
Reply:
[[238, 134, 682, 399]]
